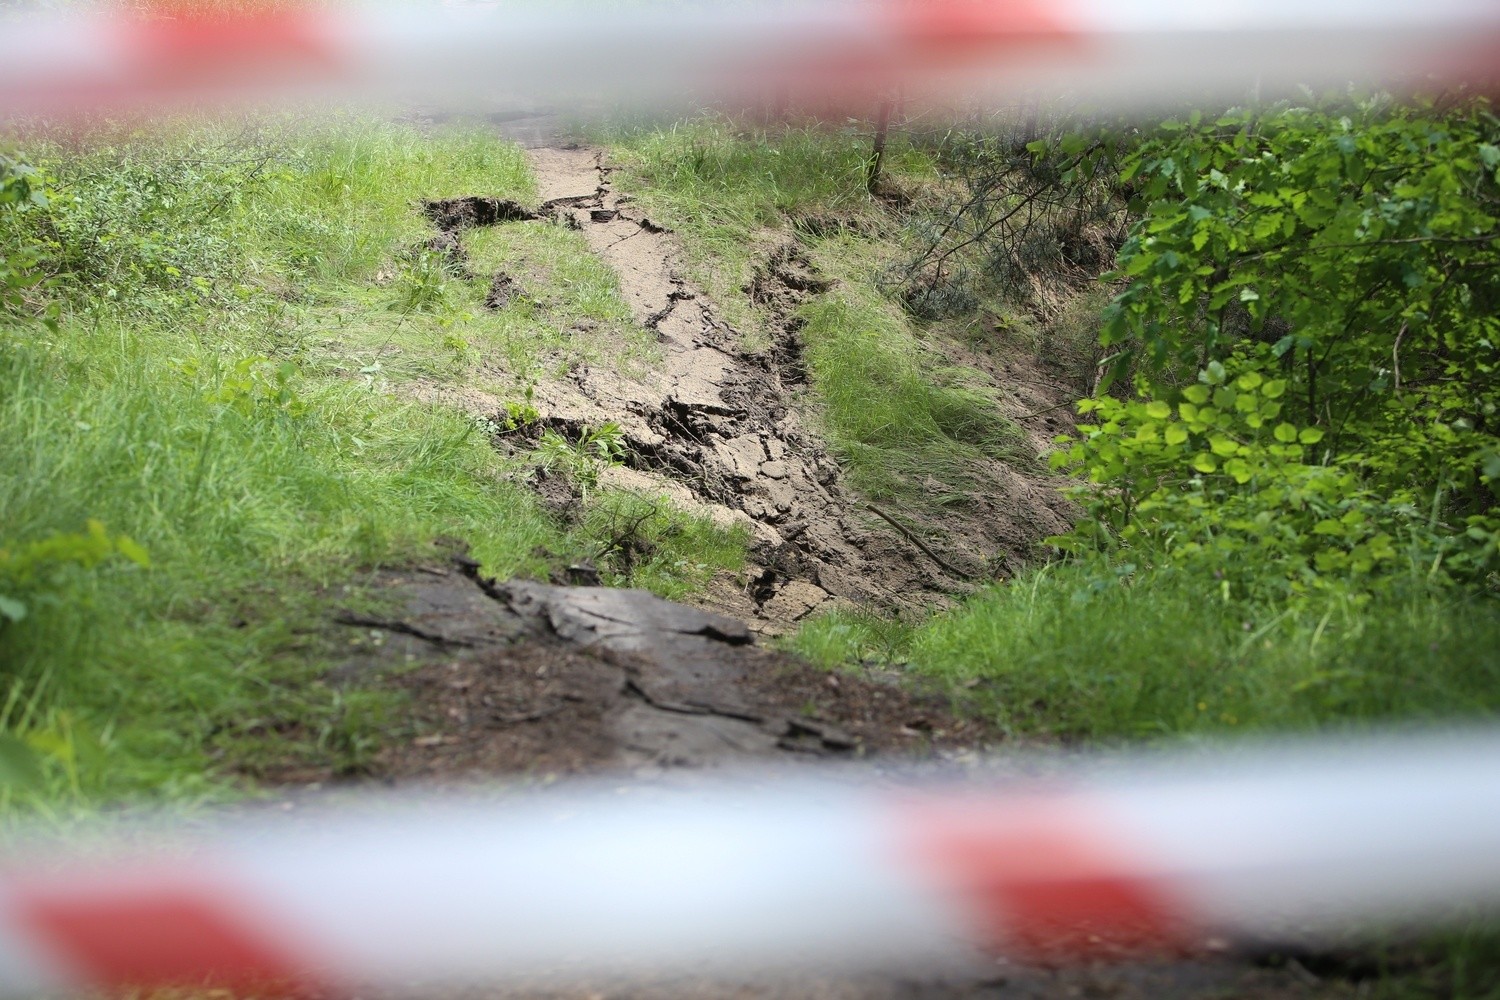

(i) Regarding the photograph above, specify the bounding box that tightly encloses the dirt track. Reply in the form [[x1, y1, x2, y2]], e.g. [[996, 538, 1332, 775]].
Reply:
[[330, 550, 987, 779]]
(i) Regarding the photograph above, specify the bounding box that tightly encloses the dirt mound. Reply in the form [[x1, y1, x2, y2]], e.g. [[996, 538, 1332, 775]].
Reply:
[[328, 552, 989, 783], [483, 271, 524, 310], [748, 241, 832, 316]]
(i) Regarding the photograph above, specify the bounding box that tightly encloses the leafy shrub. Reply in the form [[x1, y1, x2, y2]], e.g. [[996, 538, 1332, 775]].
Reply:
[[0, 150, 48, 317], [1100, 97, 1499, 518], [0, 521, 149, 634], [1052, 350, 1498, 597], [1053, 95, 1500, 598], [535, 421, 627, 498], [198, 355, 310, 419]]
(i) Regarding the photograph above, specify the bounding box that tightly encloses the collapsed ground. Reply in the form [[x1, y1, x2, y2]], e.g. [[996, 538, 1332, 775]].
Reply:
[[414, 143, 1074, 634], [303, 129, 1363, 999]]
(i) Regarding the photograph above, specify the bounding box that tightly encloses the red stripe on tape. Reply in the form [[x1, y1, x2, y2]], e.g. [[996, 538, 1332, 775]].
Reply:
[[117, 6, 341, 93], [890, 0, 1080, 58], [14, 872, 320, 996], [895, 795, 1197, 963]]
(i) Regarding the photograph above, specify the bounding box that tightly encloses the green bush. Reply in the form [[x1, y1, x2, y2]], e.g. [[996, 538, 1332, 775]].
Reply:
[[1050, 350, 1498, 597], [1037, 96, 1500, 600]]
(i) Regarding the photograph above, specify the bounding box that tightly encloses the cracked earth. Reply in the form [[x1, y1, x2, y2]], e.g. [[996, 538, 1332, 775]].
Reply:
[[420, 144, 1072, 634]]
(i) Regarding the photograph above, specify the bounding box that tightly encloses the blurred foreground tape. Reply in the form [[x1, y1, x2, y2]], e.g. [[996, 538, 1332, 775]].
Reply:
[[0, 731, 1499, 994], [0, 0, 1497, 119]]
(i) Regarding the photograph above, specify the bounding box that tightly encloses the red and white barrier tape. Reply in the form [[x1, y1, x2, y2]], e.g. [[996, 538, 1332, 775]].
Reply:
[[1, 730, 1499, 995], [0, 0, 1497, 119]]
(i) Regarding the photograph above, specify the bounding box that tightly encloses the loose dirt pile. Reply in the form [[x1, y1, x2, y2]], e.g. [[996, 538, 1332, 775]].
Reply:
[[419, 146, 1073, 633]]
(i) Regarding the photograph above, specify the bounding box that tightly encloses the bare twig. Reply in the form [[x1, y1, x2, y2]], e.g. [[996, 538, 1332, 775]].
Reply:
[[1392, 320, 1409, 393], [865, 504, 979, 580], [1013, 400, 1077, 420]]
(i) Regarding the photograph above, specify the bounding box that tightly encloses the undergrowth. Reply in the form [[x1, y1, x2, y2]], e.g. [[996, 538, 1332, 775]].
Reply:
[[799, 289, 1029, 504]]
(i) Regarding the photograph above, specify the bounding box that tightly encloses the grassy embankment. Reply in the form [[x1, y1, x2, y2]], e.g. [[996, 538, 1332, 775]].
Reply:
[[606, 115, 1500, 744], [0, 117, 744, 808]]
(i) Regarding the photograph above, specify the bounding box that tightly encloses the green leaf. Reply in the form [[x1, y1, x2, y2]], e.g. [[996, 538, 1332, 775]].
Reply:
[[1164, 425, 1189, 446], [1274, 423, 1299, 443], [1224, 458, 1253, 484], [0, 595, 26, 624], [1182, 385, 1211, 405], [1299, 427, 1326, 445], [1262, 379, 1287, 399], [116, 536, 151, 569], [1209, 435, 1239, 457], [1191, 453, 1218, 474], [1145, 401, 1172, 419]]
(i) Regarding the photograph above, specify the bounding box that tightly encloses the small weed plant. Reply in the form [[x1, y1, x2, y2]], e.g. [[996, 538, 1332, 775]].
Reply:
[[536, 421, 628, 498]]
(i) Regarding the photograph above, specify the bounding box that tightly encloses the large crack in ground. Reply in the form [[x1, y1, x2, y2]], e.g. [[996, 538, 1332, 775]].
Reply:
[[421, 145, 1073, 632]]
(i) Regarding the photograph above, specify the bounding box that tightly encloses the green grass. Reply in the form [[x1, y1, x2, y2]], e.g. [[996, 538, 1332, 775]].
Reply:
[[463, 222, 653, 384], [0, 319, 564, 805], [798, 268, 1030, 507], [581, 490, 749, 602], [791, 564, 1500, 741], [0, 115, 743, 808]]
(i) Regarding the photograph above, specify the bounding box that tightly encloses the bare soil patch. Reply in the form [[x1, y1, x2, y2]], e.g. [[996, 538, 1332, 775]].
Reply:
[[330, 550, 989, 783]]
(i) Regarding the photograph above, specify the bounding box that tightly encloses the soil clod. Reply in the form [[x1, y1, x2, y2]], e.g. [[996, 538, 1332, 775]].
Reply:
[[484, 271, 524, 310], [421, 195, 538, 231]]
